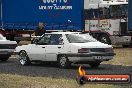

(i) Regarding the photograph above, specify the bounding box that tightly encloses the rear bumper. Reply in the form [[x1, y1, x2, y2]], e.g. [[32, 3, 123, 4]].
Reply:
[[66, 52, 115, 62], [0, 49, 15, 58], [66, 52, 115, 57]]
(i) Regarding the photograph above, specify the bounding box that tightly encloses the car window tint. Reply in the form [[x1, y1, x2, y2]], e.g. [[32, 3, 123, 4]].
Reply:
[[38, 34, 51, 45], [37, 34, 63, 45], [50, 34, 62, 45], [66, 34, 97, 43]]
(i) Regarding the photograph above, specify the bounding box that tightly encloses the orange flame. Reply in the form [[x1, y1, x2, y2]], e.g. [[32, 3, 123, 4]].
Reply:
[[78, 66, 86, 76]]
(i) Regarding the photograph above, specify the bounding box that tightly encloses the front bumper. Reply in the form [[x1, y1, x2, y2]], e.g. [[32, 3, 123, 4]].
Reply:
[[66, 52, 116, 62]]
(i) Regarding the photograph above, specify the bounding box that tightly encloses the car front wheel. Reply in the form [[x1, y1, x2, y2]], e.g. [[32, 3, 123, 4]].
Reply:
[[19, 51, 31, 66], [89, 61, 101, 68], [58, 55, 71, 68]]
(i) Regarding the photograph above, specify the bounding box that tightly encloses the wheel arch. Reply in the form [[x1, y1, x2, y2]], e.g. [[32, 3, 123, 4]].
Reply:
[[57, 54, 71, 68], [18, 50, 28, 55], [57, 54, 67, 60], [18, 50, 30, 59], [18, 50, 31, 66]]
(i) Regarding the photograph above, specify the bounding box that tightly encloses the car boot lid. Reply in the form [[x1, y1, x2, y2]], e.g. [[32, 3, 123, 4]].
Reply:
[[70, 42, 112, 48]]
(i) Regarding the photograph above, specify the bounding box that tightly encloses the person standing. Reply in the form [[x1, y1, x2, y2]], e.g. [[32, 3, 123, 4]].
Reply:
[[35, 22, 45, 36]]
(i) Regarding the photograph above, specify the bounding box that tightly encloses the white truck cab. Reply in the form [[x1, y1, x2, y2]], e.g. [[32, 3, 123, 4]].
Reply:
[[84, 0, 131, 46]]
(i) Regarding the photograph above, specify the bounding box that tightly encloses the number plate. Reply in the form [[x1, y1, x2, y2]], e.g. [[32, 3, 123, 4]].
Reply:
[[94, 56, 102, 60]]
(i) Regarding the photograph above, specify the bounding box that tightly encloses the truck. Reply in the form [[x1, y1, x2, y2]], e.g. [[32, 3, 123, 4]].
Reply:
[[0, 0, 84, 42], [0, 0, 132, 46], [84, 0, 132, 46]]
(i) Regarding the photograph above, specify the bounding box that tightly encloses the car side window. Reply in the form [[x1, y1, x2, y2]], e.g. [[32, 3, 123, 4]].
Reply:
[[37, 34, 51, 45], [50, 34, 63, 45], [37, 34, 63, 45]]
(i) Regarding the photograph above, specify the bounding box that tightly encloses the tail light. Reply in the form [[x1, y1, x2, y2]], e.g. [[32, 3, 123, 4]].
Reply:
[[105, 48, 114, 53], [78, 48, 90, 53]]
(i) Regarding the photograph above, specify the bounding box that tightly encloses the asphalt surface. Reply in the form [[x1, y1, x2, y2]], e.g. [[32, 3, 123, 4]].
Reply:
[[0, 56, 132, 87]]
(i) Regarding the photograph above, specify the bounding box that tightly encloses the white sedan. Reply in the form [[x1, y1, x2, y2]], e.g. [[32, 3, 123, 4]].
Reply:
[[0, 34, 17, 61], [15, 32, 115, 68]]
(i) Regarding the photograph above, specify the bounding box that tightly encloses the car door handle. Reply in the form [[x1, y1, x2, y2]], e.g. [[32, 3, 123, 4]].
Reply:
[[42, 47, 45, 48], [58, 47, 61, 49]]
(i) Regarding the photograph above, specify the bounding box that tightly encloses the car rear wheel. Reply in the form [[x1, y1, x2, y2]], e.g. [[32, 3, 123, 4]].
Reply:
[[58, 55, 71, 68], [89, 61, 101, 68], [19, 51, 31, 66]]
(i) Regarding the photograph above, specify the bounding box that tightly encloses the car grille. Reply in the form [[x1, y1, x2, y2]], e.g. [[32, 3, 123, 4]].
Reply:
[[0, 44, 17, 49], [90, 48, 105, 52]]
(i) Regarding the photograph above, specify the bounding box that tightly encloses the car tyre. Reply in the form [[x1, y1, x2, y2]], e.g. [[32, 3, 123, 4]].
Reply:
[[89, 61, 101, 68], [19, 51, 31, 66], [58, 55, 71, 68], [99, 34, 111, 45]]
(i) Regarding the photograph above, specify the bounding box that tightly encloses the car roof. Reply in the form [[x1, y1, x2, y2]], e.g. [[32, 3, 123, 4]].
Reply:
[[46, 32, 81, 34]]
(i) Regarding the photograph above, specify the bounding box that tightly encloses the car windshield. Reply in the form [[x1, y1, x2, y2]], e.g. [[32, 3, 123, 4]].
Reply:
[[109, 4, 128, 18], [66, 34, 97, 43]]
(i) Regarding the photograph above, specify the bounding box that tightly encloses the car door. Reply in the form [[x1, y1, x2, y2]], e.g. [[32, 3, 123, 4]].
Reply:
[[29, 35, 51, 61], [28, 44, 46, 61], [44, 34, 64, 61]]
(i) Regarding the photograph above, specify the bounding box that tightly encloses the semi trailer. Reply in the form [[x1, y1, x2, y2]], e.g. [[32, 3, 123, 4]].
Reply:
[[0, 0, 132, 46], [0, 0, 84, 42]]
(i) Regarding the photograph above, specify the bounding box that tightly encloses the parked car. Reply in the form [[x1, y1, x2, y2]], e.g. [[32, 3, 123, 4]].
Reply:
[[15, 32, 115, 68], [0, 34, 17, 61]]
